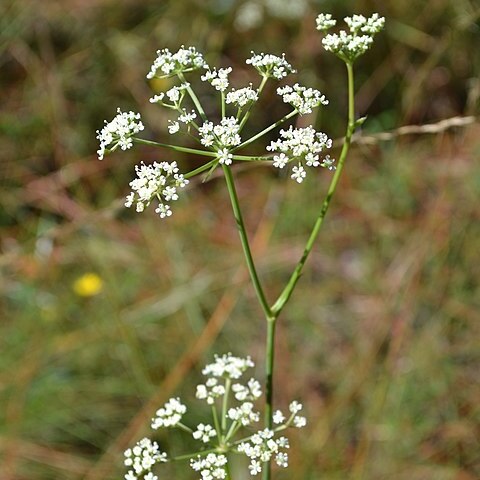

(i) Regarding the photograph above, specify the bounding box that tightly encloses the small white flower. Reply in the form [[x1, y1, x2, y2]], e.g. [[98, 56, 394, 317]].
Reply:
[[289, 400, 303, 414], [249, 460, 262, 475], [144, 473, 158, 480], [272, 410, 285, 424], [217, 148, 233, 165], [275, 452, 289, 468], [293, 416, 307, 428], [272, 153, 288, 168], [149, 93, 165, 103], [168, 121, 180, 134], [291, 164, 306, 183]]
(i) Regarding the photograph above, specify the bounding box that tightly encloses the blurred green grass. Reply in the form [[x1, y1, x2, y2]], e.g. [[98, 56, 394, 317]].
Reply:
[[1, 0, 479, 479]]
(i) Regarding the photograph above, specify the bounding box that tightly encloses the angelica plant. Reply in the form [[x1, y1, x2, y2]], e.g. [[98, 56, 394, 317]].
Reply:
[[96, 12, 384, 480]]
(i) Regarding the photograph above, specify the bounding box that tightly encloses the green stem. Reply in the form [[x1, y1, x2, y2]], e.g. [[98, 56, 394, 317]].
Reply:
[[212, 405, 222, 439], [134, 137, 217, 158], [239, 75, 269, 130], [231, 154, 271, 162], [221, 378, 231, 434], [234, 109, 297, 152], [221, 90, 226, 119], [178, 71, 208, 122], [222, 165, 272, 319], [271, 61, 356, 315], [184, 160, 216, 180], [172, 448, 219, 461]]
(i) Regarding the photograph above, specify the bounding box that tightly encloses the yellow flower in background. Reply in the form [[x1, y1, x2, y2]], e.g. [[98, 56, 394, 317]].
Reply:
[[73, 273, 103, 297]]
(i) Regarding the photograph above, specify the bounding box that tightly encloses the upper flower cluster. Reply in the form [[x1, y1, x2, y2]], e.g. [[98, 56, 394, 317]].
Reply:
[[202, 352, 254, 379], [277, 83, 328, 115], [316, 13, 385, 62], [96, 108, 144, 160], [246, 51, 296, 80], [267, 126, 334, 183], [125, 161, 189, 218], [147, 46, 206, 79]]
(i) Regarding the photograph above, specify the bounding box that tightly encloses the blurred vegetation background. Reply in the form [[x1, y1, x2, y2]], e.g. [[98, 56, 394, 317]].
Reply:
[[1, 0, 479, 479]]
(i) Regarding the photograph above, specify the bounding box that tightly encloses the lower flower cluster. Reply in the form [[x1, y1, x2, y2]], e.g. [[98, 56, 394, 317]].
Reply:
[[123, 353, 306, 480]]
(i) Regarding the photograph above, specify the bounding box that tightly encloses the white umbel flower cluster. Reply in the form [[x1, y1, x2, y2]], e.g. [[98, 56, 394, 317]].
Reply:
[[96, 108, 144, 160], [345, 13, 385, 35], [199, 117, 242, 149], [149, 83, 189, 108], [202, 353, 254, 379], [277, 83, 329, 115], [190, 453, 228, 480], [201, 67, 232, 92], [125, 161, 189, 218], [226, 86, 259, 108], [267, 126, 334, 182], [315, 13, 337, 31], [289, 400, 307, 428], [124, 438, 167, 480], [232, 378, 262, 401], [122, 354, 307, 480], [147, 46, 206, 79], [317, 13, 385, 62], [237, 429, 290, 475], [192, 423, 217, 443], [246, 51, 296, 80], [227, 401, 260, 426], [196, 377, 226, 405], [151, 397, 187, 429]]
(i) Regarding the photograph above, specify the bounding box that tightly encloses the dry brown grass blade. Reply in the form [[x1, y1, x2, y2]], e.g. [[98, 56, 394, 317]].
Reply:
[[0, 437, 93, 476], [83, 182, 282, 480]]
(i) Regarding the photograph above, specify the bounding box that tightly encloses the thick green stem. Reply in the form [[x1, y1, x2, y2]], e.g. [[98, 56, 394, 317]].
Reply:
[[271, 61, 356, 315], [222, 165, 272, 319], [134, 137, 217, 158], [264, 316, 277, 429]]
